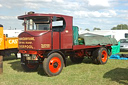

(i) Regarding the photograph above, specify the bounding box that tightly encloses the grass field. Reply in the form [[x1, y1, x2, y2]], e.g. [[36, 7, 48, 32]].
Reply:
[[0, 53, 128, 85]]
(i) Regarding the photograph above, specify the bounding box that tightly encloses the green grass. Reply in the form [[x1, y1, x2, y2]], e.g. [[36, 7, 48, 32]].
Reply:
[[0, 53, 128, 85]]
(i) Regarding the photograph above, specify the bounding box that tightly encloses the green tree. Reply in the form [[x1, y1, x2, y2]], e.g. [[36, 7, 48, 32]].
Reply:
[[111, 27, 117, 30], [93, 27, 101, 30], [85, 28, 90, 31], [111, 24, 128, 30]]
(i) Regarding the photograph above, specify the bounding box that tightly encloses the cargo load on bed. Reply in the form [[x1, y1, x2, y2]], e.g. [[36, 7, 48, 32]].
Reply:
[[79, 33, 118, 46], [73, 26, 118, 46]]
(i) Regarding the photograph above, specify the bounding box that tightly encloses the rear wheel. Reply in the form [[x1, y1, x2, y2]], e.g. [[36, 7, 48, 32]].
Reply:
[[21, 55, 39, 72], [70, 55, 84, 64], [43, 53, 64, 76], [92, 47, 108, 64]]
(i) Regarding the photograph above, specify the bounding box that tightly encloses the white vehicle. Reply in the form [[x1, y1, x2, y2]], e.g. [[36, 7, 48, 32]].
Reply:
[[120, 38, 128, 51]]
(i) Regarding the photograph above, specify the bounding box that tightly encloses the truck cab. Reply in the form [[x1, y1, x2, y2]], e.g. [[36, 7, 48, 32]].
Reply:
[[18, 12, 73, 51]]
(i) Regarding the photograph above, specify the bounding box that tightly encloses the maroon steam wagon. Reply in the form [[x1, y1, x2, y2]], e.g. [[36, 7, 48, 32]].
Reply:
[[18, 12, 115, 76]]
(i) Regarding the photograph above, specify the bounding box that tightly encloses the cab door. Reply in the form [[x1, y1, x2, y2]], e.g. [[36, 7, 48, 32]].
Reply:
[[52, 18, 61, 50], [52, 31, 60, 50], [52, 16, 73, 50]]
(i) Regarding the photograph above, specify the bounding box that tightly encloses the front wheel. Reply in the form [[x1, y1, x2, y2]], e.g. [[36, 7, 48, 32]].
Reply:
[[92, 47, 108, 64], [43, 53, 64, 76]]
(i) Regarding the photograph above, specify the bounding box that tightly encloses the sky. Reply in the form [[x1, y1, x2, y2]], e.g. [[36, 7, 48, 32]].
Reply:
[[0, 0, 128, 30]]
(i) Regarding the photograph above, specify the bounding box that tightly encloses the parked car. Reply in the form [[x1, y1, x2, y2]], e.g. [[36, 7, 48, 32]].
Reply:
[[120, 39, 128, 51]]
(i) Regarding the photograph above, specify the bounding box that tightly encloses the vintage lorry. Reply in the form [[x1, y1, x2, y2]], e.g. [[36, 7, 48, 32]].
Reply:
[[0, 24, 18, 57], [18, 12, 117, 76]]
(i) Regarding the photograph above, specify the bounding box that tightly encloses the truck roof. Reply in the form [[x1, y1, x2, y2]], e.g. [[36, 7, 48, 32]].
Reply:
[[18, 12, 73, 20]]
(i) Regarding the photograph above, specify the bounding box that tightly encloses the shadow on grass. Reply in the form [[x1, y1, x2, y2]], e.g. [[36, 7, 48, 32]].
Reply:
[[83, 57, 94, 64], [37, 65, 47, 76], [66, 57, 94, 66], [8, 61, 47, 76], [8, 61, 24, 72], [66, 58, 74, 66], [66, 57, 94, 67], [103, 68, 128, 85]]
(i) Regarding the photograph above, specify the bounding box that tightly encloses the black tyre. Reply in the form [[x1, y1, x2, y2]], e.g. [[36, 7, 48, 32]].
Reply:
[[21, 55, 39, 72], [92, 47, 108, 64], [43, 53, 64, 76], [70, 55, 84, 64]]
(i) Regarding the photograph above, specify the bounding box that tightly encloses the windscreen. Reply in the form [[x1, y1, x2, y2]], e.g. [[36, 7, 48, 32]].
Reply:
[[25, 17, 50, 31]]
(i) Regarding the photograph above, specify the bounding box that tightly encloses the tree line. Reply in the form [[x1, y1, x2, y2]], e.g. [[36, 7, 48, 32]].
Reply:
[[111, 24, 128, 30]]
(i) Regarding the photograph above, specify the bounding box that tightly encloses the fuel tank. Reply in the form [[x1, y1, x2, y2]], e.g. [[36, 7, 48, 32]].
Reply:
[[18, 31, 51, 50]]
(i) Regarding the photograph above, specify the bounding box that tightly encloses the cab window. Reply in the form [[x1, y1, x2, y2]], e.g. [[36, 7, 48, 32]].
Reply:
[[25, 17, 50, 31], [52, 17, 66, 32]]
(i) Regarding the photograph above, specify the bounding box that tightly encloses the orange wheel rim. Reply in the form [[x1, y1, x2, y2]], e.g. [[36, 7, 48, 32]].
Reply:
[[49, 57, 61, 73], [101, 50, 107, 62]]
